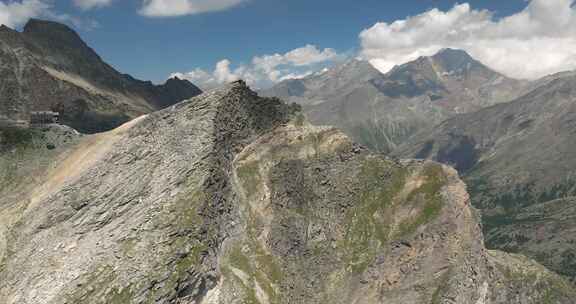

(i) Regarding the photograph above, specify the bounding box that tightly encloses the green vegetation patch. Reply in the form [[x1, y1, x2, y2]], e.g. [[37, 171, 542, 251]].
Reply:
[[0, 127, 56, 190], [293, 112, 305, 127], [253, 244, 283, 285], [495, 255, 576, 303], [143, 188, 209, 302], [237, 161, 262, 199], [351, 121, 418, 154], [342, 156, 407, 273], [64, 265, 134, 304], [0, 127, 39, 148], [229, 164, 287, 303], [397, 164, 447, 237], [224, 243, 281, 304], [229, 245, 253, 274], [107, 287, 134, 304], [430, 268, 452, 304], [175, 192, 204, 226]]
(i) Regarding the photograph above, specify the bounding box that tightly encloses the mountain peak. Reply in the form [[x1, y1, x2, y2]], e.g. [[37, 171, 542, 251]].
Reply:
[[0, 23, 22, 43], [431, 48, 480, 73], [22, 19, 89, 54], [337, 58, 380, 72], [434, 48, 472, 58], [0, 24, 13, 32], [221, 79, 259, 97], [24, 18, 77, 36], [158, 76, 203, 104], [314, 58, 383, 84], [164, 76, 190, 86]]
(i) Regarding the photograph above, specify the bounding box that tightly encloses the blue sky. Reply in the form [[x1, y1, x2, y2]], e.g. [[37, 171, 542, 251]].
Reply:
[[67, 0, 526, 82], [69, 0, 526, 82], [2, 0, 576, 87]]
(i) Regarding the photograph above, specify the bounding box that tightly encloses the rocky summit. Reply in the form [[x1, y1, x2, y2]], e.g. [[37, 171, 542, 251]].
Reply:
[[262, 49, 528, 153], [0, 19, 202, 133], [0, 81, 574, 304]]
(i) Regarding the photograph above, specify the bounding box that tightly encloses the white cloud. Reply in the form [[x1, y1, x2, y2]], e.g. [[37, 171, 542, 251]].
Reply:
[[251, 45, 338, 82], [73, 0, 112, 10], [139, 0, 247, 17], [283, 44, 339, 66], [0, 0, 98, 30], [360, 0, 576, 79], [0, 0, 50, 28], [171, 45, 341, 89], [45, 11, 100, 30]]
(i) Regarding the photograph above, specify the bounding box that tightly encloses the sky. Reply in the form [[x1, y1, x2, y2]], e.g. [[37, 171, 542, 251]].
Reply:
[[1, 0, 576, 89]]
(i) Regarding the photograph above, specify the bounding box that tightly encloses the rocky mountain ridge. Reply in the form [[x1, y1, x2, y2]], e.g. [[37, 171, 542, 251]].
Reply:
[[0, 81, 573, 303], [0, 19, 202, 133]]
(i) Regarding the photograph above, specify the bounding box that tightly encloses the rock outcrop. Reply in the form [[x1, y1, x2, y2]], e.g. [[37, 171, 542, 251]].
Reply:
[[0, 19, 202, 133], [0, 82, 573, 303]]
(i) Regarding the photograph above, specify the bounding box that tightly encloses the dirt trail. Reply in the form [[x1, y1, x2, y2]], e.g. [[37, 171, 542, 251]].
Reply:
[[26, 115, 148, 210], [1, 115, 146, 284], [1, 117, 142, 266]]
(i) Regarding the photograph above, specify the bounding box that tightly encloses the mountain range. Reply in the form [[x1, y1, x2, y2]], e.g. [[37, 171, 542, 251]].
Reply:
[[263, 48, 528, 153], [394, 70, 576, 280], [0, 19, 201, 133], [1, 18, 576, 303], [1, 82, 574, 303]]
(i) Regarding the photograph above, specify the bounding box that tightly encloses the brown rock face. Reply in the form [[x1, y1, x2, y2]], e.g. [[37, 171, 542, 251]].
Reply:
[[0, 19, 202, 133]]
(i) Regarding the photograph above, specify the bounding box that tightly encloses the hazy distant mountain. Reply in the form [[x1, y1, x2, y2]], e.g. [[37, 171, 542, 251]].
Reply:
[[263, 49, 528, 153], [0, 19, 201, 133], [264, 59, 383, 106], [394, 71, 576, 280]]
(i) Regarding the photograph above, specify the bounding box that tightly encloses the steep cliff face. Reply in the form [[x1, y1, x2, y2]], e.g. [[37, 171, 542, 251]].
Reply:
[[0, 82, 573, 304], [0, 19, 202, 133]]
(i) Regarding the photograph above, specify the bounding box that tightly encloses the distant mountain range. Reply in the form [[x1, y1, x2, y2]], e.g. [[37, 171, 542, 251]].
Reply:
[[0, 19, 201, 133], [394, 70, 576, 280], [263, 48, 528, 153]]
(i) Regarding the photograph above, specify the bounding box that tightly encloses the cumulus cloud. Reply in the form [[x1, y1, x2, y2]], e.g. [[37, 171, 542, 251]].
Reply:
[[139, 0, 247, 17], [73, 0, 113, 10], [171, 45, 341, 89], [0, 0, 50, 28], [360, 0, 576, 79]]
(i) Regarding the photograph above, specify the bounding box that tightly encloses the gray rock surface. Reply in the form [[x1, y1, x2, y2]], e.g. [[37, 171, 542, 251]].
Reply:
[[0, 82, 573, 303]]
